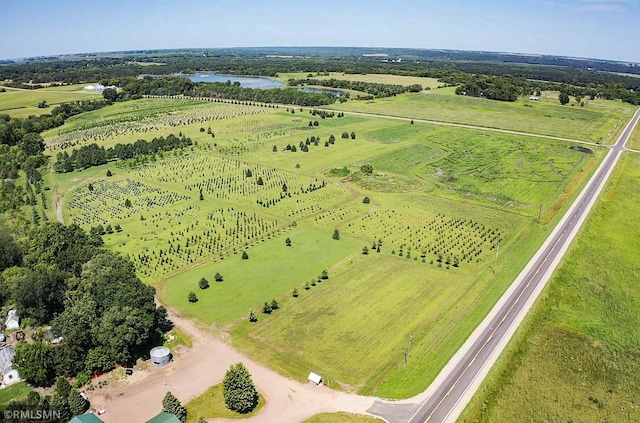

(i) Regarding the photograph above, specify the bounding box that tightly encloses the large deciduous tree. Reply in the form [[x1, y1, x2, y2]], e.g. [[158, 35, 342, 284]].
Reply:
[[14, 266, 68, 325], [13, 341, 56, 387]]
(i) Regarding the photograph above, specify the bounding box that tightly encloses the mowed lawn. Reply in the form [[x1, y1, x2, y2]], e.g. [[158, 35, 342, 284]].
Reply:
[[232, 234, 541, 398], [0, 84, 102, 118], [628, 117, 640, 149], [460, 152, 640, 423], [329, 92, 636, 142], [158, 224, 362, 325]]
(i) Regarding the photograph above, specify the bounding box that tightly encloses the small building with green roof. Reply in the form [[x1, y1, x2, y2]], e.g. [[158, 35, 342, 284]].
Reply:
[[145, 412, 181, 423], [69, 414, 104, 423]]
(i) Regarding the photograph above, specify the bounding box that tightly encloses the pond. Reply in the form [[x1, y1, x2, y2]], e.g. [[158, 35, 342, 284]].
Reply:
[[297, 87, 343, 97], [183, 73, 284, 89]]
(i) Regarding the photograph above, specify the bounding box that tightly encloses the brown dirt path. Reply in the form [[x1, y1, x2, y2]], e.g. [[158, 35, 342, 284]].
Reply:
[[90, 308, 377, 423]]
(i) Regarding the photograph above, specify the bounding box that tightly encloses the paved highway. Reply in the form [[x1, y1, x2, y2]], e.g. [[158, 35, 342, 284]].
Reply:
[[406, 108, 640, 423]]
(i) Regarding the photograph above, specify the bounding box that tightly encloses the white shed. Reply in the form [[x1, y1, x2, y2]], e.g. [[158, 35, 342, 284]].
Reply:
[[5, 310, 19, 330], [0, 347, 20, 386], [307, 372, 323, 386]]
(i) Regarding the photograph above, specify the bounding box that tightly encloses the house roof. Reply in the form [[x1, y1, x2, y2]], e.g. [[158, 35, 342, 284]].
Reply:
[[145, 412, 181, 423], [69, 414, 104, 423], [0, 347, 16, 376]]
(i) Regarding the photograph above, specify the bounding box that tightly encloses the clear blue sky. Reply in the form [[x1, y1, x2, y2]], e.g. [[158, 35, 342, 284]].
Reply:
[[1, 0, 638, 62]]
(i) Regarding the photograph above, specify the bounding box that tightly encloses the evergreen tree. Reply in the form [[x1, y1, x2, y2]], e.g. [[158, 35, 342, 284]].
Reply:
[[223, 363, 259, 414], [249, 309, 257, 322], [68, 389, 89, 416], [106, 169, 112, 177], [215, 272, 224, 282], [199, 277, 209, 289], [162, 392, 187, 422], [242, 251, 249, 260], [270, 298, 279, 310], [51, 394, 72, 421], [256, 177, 264, 185], [332, 229, 340, 240], [55, 376, 72, 399], [262, 301, 272, 314], [188, 291, 198, 302]]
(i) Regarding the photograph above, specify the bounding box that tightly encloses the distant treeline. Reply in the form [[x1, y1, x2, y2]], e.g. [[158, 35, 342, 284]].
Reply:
[[1, 49, 639, 105], [287, 78, 422, 98], [0, 99, 109, 146], [54, 134, 192, 172], [110, 77, 338, 106]]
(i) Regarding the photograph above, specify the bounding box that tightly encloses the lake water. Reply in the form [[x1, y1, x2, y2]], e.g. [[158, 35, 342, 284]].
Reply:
[[184, 73, 284, 89], [297, 87, 343, 97]]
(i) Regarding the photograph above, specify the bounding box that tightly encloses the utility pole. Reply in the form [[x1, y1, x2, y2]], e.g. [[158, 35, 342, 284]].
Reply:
[[405, 333, 413, 365], [537, 203, 543, 224]]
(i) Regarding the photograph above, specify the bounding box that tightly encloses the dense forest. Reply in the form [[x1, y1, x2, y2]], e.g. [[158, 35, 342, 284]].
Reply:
[[0, 223, 170, 387]]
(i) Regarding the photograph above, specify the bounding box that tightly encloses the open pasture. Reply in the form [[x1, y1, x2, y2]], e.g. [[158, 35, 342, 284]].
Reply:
[[277, 72, 443, 90], [328, 92, 636, 142], [232, 237, 535, 398], [0, 84, 101, 118], [365, 126, 603, 215], [461, 152, 640, 423], [158, 224, 362, 325]]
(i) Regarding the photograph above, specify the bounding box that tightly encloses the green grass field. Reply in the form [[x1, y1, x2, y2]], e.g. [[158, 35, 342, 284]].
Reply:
[[158, 224, 362, 325], [0, 84, 101, 118], [0, 383, 32, 405], [277, 72, 443, 91], [185, 384, 264, 422], [45, 93, 624, 399], [628, 119, 640, 149], [328, 92, 636, 142], [303, 413, 384, 423], [460, 152, 640, 423]]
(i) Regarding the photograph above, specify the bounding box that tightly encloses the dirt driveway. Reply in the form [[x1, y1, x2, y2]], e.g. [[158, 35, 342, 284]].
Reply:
[[90, 309, 377, 423]]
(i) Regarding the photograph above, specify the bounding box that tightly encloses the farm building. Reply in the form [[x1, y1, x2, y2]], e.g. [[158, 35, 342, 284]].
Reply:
[[5, 310, 19, 330], [308, 372, 323, 386], [150, 346, 171, 367], [83, 84, 117, 93], [145, 412, 181, 423], [0, 346, 21, 386], [69, 414, 105, 423]]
